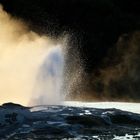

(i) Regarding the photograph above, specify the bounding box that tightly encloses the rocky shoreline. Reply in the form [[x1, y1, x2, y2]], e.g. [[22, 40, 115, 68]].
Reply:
[[0, 103, 140, 139]]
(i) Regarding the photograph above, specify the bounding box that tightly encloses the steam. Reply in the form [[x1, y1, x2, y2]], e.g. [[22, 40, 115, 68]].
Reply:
[[100, 32, 140, 101], [2, 1, 139, 104], [0, 5, 65, 105], [85, 32, 140, 102]]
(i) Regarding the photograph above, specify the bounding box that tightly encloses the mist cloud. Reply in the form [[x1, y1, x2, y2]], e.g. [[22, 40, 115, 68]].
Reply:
[[0, 5, 59, 105], [81, 32, 140, 102]]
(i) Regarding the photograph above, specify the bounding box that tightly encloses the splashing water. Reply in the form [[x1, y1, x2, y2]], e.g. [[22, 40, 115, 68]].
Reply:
[[31, 45, 65, 105]]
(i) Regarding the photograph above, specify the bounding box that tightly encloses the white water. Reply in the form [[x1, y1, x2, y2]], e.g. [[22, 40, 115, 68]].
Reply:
[[31, 46, 65, 105]]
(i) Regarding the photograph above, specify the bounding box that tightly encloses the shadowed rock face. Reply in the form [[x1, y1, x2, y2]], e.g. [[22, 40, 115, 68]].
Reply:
[[0, 103, 140, 139], [1, 0, 140, 101]]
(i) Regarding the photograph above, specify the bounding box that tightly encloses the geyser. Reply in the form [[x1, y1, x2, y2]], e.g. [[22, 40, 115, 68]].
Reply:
[[0, 5, 66, 106], [30, 46, 65, 105]]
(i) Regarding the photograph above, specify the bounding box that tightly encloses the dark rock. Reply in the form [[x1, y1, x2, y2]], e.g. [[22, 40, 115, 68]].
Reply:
[[0, 105, 139, 139], [31, 126, 73, 138], [2, 102, 26, 109], [5, 112, 18, 124], [66, 115, 110, 127], [109, 114, 140, 126], [133, 136, 140, 139]]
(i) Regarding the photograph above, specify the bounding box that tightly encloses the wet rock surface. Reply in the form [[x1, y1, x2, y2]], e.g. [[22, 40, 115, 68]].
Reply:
[[0, 103, 140, 139]]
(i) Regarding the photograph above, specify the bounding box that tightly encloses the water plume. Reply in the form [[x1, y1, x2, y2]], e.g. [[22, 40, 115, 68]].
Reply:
[[0, 5, 66, 106], [30, 46, 65, 105]]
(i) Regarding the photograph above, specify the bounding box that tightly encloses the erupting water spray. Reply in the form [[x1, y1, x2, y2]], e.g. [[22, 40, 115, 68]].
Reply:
[[30, 45, 65, 105], [0, 5, 67, 106]]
